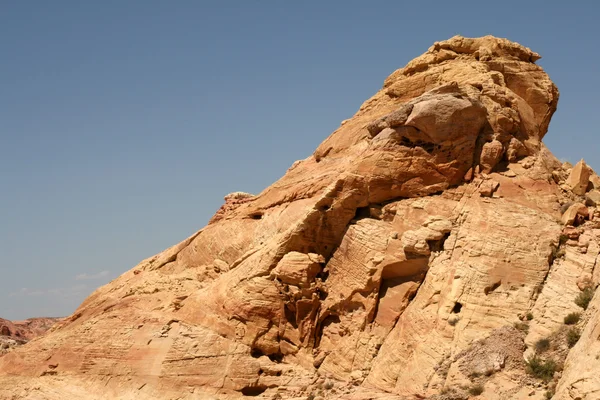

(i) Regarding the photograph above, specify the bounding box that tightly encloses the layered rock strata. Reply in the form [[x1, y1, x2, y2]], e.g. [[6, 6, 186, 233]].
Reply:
[[1, 36, 599, 400]]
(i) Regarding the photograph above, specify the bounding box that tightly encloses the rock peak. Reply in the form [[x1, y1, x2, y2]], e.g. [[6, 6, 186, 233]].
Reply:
[[2, 37, 599, 400], [432, 35, 542, 61], [314, 35, 558, 168]]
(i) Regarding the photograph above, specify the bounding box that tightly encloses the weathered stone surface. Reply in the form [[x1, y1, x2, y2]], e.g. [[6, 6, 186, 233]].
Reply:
[[5, 36, 598, 400]]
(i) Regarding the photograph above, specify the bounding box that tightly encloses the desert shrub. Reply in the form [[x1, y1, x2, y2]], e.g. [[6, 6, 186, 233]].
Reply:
[[526, 356, 557, 382], [526, 312, 534, 320], [564, 312, 581, 325], [567, 327, 581, 348], [468, 383, 484, 396], [514, 321, 529, 333], [535, 338, 551, 353], [575, 287, 595, 310]]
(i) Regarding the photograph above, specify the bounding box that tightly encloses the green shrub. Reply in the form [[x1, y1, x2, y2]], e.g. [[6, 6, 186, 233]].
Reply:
[[526, 356, 557, 382], [526, 312, 534, 320], [575, 287, 595, 310], [535, 338, 551, 353], [468, 383, 484, 396], [564, 312, 581, 325], [567, 327, 581, 348]]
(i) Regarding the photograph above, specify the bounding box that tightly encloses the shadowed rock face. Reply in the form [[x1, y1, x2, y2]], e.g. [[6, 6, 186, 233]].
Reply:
[[2, 36, 599, 400]]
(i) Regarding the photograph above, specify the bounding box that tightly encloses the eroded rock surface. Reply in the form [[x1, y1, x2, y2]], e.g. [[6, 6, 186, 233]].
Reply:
[[1, 36, 599, 400]]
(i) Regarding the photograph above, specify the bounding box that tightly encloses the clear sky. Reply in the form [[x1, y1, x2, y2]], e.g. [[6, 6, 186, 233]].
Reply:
[[1, 1, 599, 320]]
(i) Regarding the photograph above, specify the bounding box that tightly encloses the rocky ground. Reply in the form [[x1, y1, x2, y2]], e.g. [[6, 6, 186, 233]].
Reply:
[[0, 36, 599, 399]]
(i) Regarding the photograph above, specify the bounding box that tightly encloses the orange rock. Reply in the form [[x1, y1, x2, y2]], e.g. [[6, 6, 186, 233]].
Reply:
[[567, 159, 591, 195], [561, 202, 589, 226], [7, 36, 600, 400]]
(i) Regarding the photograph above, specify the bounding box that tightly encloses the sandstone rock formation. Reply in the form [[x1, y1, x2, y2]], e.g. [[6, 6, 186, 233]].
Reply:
[[1, 36, 599, 400], [0, 317, 61, 355]]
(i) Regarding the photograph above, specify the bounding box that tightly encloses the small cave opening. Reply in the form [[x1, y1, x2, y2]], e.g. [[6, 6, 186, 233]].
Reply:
[[315, 314, 341, 347], [451, 302, 463, 314], [353, 206, 372, 221], [493, 159, 510, 173], [316, 269, 329, 282], [250, 348, 264, 358], [316, 287, 328, 300], [249, 212, 263, 220], [322, 314, 341, 328], [398, 137, 436, 153], [240, 385, 268, 396], [0, 326, 11, 336], [319, 204, 331, 212], [252, 346, 284, 363], [267, 352, 284, 363], [284, 307, 298, 329], [408, 291, 417, 302], [427, 232, 450, 253]]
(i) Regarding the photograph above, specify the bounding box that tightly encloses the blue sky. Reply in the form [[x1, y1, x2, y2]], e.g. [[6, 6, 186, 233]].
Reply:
[[1, 1, 598, 320]]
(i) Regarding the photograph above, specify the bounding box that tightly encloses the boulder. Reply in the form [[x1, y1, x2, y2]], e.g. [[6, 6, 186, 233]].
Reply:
[[270, 252, 324, 288], [506, 138, 528, 162], [479, 179, 500, 197], [480, 140, 504, 173], [585, 190, 600, 206], [561, 202, 588, 226], [566, 159, 591, 195], [590, 173, 600, 190]]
